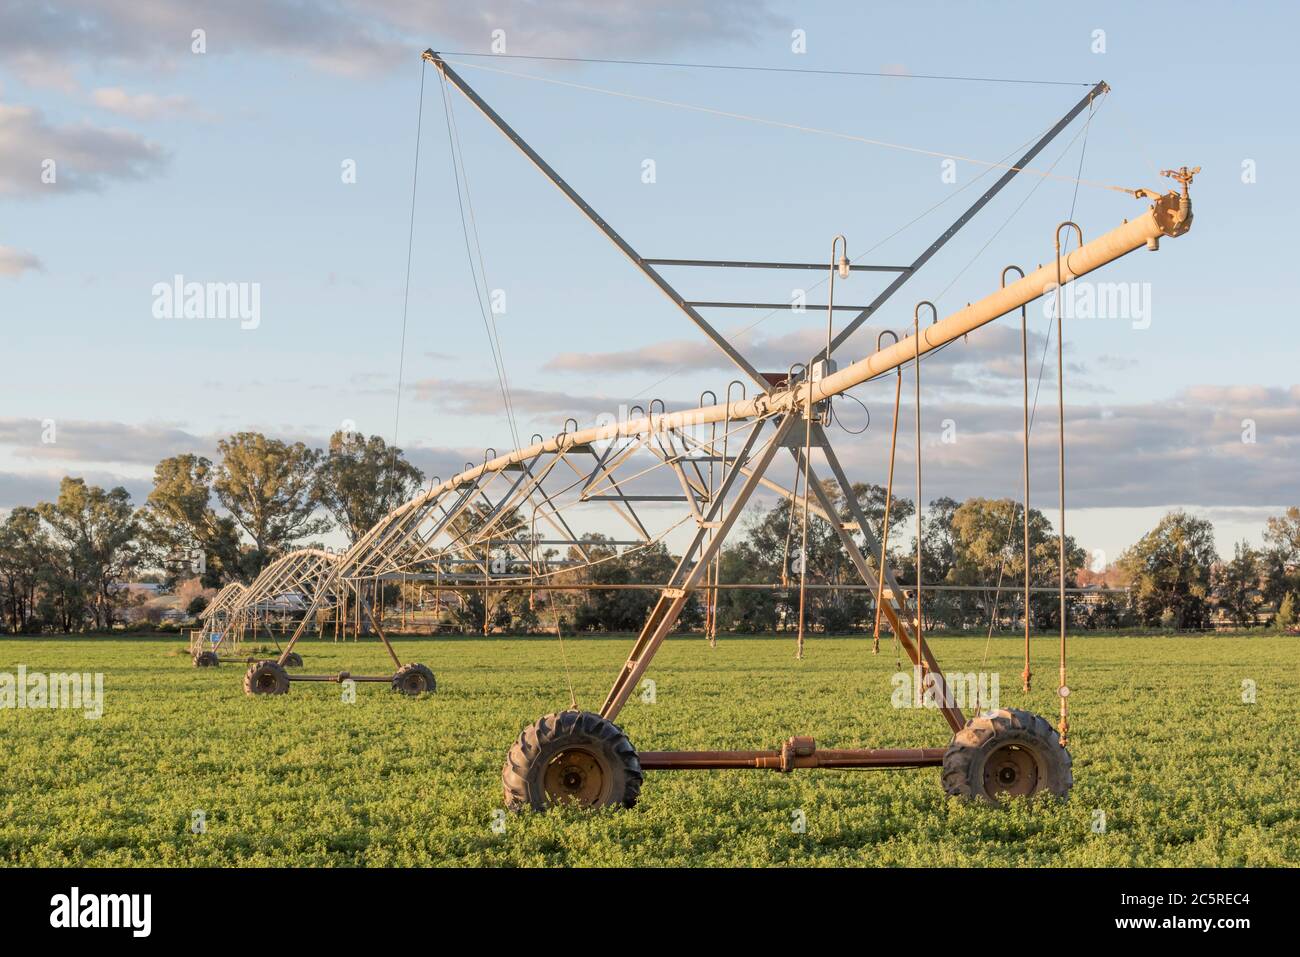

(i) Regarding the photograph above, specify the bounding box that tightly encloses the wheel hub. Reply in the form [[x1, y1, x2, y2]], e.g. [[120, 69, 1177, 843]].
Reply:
[[543, 748, 606, 806], [983, 743, 1039, 798]]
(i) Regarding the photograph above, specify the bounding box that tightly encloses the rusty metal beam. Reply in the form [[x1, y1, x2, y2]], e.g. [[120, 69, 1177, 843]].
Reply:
[[639, 743, 946, 771]]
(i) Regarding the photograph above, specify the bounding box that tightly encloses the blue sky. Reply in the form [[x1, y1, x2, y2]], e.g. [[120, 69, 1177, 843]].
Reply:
[[2, 0, 1297, 564]]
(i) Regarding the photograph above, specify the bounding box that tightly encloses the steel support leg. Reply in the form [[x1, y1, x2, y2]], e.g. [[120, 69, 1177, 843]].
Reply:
[[599, 415, 793, 720]]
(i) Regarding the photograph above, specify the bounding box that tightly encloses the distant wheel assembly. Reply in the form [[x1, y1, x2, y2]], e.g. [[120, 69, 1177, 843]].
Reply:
[[391, 662, 435, 696], [942, 708, 1072, 803], [237, 656, 436, 697], [503, 710, 643, 812], [193, 650, 220, 668], [244, 660, 290, 696]]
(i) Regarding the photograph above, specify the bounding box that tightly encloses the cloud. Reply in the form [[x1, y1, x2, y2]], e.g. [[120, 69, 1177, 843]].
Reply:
[[0, 2, 389, 75], [0, 245, 42, 277], [0, 417, 488, 510], [401, 443, 498, 484], [0, 1, 780, 77], [0, 470, 153, 509], [395, 375, 1300, 512], [91, 87, 192, 120], [0, 103, 167, 197], [3, 379, 1292, 520], [407, 376, 689, 422], [544, 336, 738, 376], [544, 326, 908, 377], [4, 53, 79, 94], [0, 418, 214, 466], [829, 384, 1300, 511], [371, 0, 781, 60], [542, 322, 1104, 398]]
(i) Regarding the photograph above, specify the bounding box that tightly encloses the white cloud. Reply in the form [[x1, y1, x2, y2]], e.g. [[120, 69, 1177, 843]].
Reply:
[[828, 384, 1300, 511], [0, 245, 42, 277], [407, 376, 688, 421], [0, 382, 1295, 545], [0, 470, 152, 509], [91, 87, 192, 120], [0, 1, 780, 77], [0, 103, 167, 197], [541, 322, 1100, 397], [0, 417, 213, 466], [5, 53, 79, 94]]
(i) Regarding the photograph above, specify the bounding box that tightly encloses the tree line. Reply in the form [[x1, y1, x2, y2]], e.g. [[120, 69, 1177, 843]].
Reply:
[[0, 430, 1296, 635], [535, 495, 1299, 635], [0, 431, 421, 633]]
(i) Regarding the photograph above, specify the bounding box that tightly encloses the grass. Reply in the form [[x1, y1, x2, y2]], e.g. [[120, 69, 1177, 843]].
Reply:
[[0, 631, 1295, 867]]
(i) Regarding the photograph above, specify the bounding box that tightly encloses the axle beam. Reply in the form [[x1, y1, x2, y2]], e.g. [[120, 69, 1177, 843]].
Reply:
[[639, 738, 946, 770]]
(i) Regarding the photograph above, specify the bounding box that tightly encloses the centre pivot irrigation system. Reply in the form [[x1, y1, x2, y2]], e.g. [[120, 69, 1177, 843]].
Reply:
[[191, 550, 346, 670], [238, 49, 1197, 809], [194, 545, 435, 696]]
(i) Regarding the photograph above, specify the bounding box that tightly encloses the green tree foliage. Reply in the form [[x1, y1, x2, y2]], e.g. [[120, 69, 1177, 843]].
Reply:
[[137, 453, 244, 585], [713, 482, 872, 634], [1264, 506, 1300, 562], [1117, 510, 1217, 629], [1215, 540, 1262, 628], [895, 496, 960, 628], [35, 478, 140, 630], [1276, 592, 1296, 632], [572, 538, 682, 632], [315, 431, 425, 546], [213, 432, 329, 575], [712, 542, 779, 633], [1258, 545, 1294, 611], [442, 501, 529, 634], [1260, 507, 1300, 615], [7, 414, 1298, 639], [947, 497, 1086, 630], [0, 508, 50, 633], [848, 481, 915, 553]]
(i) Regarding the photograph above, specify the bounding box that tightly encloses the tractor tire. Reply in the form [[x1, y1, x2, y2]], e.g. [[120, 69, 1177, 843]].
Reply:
[[244, 660, 290, 696], [282, 651, 304, 668], [502, 710, 642, 812], [391, 662, 435, 696], [193, 651, 220, 668], [942, 707, 1072, 804]]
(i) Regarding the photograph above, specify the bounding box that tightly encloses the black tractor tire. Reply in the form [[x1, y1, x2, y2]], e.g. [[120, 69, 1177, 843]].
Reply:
[[243, 660, 290, 696], [942, 707, 1072, 804], [282, 651, 304, 668], [502, 710, 642, 812], [391, 662, 435, 696], [193, 651, 220, 668]]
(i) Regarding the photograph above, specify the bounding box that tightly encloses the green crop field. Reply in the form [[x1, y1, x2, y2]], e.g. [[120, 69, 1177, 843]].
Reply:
[[0, 633, 1295, 867]]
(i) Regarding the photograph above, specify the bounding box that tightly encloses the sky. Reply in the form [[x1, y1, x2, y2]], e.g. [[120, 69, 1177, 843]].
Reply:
[[1, 0, 1297, 566]]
